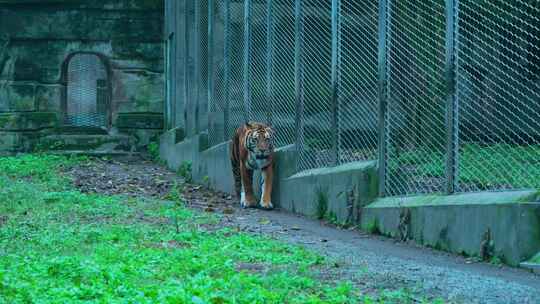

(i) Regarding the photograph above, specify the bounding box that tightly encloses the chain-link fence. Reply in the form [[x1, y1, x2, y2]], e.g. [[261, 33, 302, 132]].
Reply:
[[166, 0, 540, 197]]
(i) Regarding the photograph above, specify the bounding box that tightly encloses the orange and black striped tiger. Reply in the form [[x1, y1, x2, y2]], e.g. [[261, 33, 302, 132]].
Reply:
[[230, 121, 275, 209]]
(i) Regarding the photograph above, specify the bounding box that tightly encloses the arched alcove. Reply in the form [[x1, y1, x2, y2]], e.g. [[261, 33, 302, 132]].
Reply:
[[61, 52, 112, 129]]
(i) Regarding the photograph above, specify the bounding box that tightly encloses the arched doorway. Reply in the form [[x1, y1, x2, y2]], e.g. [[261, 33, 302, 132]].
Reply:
[[64, 53, 110, 129]]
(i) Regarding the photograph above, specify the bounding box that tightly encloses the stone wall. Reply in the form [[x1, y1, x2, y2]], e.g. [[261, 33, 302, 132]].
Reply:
[[0, 0, 164, 152]]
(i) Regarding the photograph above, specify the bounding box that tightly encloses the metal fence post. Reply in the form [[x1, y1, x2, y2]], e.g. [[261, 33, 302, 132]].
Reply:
[[243, 0, 252, 123], [377, 0, 391, 196], [224, 0, 231, 141], [294, 0, 304, 171], [266, 0, 275, 126], [331, 0, 341, 166], [445, 0, 459, 194], [183, 0, 190, 135], [194, 1, 201, 134], [207, 0, 214, 138]]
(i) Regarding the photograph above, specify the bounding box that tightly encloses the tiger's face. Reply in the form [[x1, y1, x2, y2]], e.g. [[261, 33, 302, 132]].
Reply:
[[245, 123, 274, 169]]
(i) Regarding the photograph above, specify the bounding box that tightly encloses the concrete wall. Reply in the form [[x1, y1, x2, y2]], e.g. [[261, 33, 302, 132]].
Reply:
[[160, 129, 540, 266], [0, 0, 164, 152], [361, 193, 540, 266]]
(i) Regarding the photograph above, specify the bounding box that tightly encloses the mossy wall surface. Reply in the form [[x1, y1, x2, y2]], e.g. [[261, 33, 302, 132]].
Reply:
[[0, 0, 164, 128]]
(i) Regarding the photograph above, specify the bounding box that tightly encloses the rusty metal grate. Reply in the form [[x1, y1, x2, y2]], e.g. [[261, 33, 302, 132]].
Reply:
[[66, 53, 109, 128]]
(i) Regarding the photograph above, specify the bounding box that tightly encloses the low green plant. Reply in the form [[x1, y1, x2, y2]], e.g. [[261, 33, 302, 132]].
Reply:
[[316, 188, 329, 220], [147, 140, 160, 161], [178, 160, 193, 183], [202, 175, 210, 188], [490, 256, 503, 266], [366, 219, 381, 235], [164, 181, 184, 203]]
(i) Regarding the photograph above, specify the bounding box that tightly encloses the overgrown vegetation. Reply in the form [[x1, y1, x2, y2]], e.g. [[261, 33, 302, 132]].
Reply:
[[178, 160, 193, 183], [396, 144, 540, 189], [3, 154, 438, 303], [366, 219, 381, 235], [147, 140, 160, 161], [315, 188, 329, 220]]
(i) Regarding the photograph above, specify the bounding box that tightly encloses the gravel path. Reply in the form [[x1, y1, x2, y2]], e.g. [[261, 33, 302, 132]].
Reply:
[[69, 156, 540, 304]]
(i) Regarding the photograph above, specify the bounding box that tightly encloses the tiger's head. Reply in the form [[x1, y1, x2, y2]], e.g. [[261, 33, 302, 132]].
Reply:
[[244, 122, 274, 169]]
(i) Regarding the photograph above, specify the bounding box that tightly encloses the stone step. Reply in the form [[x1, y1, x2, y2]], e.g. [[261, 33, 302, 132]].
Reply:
[[53, 126, 109, 135], [49, 150, 140, 157], [38, 134, 134, 152]]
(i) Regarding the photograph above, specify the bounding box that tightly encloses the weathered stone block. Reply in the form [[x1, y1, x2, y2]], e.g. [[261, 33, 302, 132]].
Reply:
[[116, 112, 164, 129], [0, 112, 58, 131], [113, 70, 164, 112], [35, 84, 63, 111], [7, 83, 36, 111]]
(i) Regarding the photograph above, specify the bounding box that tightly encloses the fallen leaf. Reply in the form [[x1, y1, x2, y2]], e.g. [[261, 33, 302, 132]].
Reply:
[[222, 207, 235, 214]]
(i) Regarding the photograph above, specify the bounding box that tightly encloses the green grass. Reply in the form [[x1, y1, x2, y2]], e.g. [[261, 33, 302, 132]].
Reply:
[[0, 154, 445, 303], [0, 155, 373, 303], [528, 253, 540, 264], [395, 144, 540, 189]]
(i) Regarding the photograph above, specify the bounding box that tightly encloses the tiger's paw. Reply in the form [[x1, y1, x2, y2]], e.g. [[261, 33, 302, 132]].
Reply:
[[259, 199, 274, 210], [240, 192, 257, 208]]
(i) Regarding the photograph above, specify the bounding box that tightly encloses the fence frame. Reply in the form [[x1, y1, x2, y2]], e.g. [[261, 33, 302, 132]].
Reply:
[[444, 0, 459, 194], [294, 0, 305, 172], [331, 0, 341, 166], [207, 0, 215, 140], [243, 0, 253, 123], [377, 0, 391, 196], [169, 0, 540, 198], [266, 0, 275, 126], [224, 0, 231, 141]]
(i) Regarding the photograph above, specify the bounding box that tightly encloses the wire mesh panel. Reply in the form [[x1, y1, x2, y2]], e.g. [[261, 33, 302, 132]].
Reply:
[[197, 0, 209, 135], [228, 0, 247, 139], [455, 0, 540, 192], [184, 0, 196, 136], [272, 0, 297, 147], [297, 0, 333, 171], [208, 1, 227, 146], [66, 54, 108, 128], [384, 0, 447, 196], [249, 0, 269, 124], [338, 0, 379, 164]]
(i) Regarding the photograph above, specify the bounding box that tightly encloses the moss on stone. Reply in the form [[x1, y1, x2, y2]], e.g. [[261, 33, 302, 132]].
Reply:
[[0, 112, 57, 131], [116, 112, 164, 129]]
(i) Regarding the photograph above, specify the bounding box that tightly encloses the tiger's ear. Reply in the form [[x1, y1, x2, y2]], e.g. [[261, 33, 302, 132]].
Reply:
[[245, 121, 253, 128]]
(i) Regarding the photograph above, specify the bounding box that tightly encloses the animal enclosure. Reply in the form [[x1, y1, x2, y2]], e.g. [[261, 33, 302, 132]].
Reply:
[[164, 0, 540, 197]]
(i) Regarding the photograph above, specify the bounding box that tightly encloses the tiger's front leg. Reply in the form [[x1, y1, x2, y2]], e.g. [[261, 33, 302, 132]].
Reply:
[[240, 162, 257, 208], [259, 165, 274, 210]]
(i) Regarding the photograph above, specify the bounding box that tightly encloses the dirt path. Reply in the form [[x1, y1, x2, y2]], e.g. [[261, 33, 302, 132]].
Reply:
[[68, 156, 540, 304]]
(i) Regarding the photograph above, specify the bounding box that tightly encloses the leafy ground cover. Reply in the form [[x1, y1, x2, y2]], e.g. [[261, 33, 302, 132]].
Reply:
[[0, 154, 439, 303], [395, 144, 540, 190]]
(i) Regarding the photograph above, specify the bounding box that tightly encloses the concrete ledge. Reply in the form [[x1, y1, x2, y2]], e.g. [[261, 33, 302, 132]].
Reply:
[[159, 133, 540, 266], [361, 192, 540, 266], [199, 141, 234, 194], [279, 160, 378, 222], [0, 112, 58, 131]]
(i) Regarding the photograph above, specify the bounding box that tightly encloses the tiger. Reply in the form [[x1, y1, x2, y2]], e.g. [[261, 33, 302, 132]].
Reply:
[[230, 121, 275, 210]]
